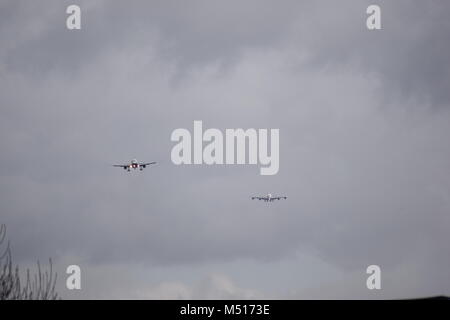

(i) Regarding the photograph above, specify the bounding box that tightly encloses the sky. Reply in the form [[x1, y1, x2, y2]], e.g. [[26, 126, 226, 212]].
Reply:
[[1, 0, 449, 299]]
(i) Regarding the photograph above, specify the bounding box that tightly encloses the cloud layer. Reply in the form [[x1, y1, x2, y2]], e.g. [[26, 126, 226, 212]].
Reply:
[[1, 0, 449, 299]]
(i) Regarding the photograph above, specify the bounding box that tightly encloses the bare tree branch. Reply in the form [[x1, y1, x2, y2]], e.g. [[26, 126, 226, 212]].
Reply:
[[0, 224, 59, 300]]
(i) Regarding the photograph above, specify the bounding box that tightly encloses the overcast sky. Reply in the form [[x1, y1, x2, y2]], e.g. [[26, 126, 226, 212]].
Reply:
[[1, 0, 449, 299]]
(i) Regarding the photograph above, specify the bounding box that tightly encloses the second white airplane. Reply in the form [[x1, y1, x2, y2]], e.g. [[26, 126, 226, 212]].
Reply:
[[113, 159, 156, 172], [251, 193, 287, 202]]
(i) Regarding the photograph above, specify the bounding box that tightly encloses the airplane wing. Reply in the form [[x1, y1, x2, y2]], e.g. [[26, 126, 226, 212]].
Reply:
[[272, 196, 287, 200], [113, 164, 128, 168], [251, 196, 267, 200], [138, 162, 157, 168]]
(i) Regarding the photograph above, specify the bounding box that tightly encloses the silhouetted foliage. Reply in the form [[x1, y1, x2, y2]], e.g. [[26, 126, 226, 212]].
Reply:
[[0, 224, 59, 300]]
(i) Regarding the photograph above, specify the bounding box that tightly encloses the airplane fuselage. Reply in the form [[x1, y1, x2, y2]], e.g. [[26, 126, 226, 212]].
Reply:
[[126, 159, 143, 171]]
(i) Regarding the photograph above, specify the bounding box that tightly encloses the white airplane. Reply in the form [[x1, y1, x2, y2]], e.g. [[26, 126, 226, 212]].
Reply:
[[251, 193, 287, 202], [113, 159, 156, 172]]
